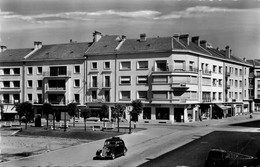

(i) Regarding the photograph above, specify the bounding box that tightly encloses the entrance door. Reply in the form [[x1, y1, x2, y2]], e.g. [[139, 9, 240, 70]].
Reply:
[[174, 108, 184, 122]]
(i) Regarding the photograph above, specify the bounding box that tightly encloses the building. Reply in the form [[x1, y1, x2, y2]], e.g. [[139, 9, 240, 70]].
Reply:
[[85, 32, 252, 124], [0, 31, 253, 124]]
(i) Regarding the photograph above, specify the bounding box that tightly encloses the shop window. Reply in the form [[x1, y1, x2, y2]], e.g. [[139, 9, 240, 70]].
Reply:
[[156, 108, 169, 120], [143, 107, 151, 119]]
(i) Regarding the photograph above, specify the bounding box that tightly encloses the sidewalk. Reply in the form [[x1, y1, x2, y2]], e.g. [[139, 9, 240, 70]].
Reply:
[[1, 113, 260, 167]]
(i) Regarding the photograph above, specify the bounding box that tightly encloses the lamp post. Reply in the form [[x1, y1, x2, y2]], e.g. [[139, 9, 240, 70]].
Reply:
[[127, 106, 133, 134]]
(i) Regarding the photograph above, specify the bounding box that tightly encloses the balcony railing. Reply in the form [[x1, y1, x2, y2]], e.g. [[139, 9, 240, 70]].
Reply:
[[202, 98, 211, 103], [171, 82, 189, 89], [43, 71, 71, 77], [152, 65, 199, 74]]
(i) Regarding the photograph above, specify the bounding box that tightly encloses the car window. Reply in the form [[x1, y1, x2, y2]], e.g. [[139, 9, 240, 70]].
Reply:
[[105, 141, 116, 146]]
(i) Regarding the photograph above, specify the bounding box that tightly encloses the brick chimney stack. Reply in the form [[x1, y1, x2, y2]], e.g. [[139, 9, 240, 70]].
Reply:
[[179, 34, 189, 45], [93, 31, 102, 42], [191, 36, 200, 47], [140, 33, 147, 42], [0, 46, 7, 53], [34, 41, 42, 50], [225, 45, 231, 59], [200, 40, 207, 48]]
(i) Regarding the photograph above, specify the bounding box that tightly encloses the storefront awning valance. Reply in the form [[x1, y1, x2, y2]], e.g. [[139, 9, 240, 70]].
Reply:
[[216, 104, 231, 111]]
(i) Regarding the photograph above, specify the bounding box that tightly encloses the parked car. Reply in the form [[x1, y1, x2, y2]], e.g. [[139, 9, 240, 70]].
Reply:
[[205, 149, 257, 167], [93, 137, 127, 160]]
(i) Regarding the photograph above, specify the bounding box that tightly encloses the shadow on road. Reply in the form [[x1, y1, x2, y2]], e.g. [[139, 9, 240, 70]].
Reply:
[[230, 120, 260, 128]]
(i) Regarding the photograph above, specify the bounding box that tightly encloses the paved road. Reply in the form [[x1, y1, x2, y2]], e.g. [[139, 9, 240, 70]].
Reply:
[[1, 114, 260, 167]]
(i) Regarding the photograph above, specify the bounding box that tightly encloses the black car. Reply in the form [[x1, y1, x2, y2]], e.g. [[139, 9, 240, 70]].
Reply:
[[93, 137, 127, 160]]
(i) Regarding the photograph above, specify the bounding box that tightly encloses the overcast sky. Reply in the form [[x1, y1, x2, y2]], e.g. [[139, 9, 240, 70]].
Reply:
[[0, 0, 260, 59]]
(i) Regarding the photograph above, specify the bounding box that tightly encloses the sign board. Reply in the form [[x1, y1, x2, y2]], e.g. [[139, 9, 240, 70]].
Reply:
[[127, 106, 133, 112]]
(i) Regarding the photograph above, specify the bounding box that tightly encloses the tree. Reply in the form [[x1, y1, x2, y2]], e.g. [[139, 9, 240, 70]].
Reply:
[[81, 108, 91, 131], [99, 104, 109, 127], [16, 102, 33, 129], [131, 100, 143, 122], [67, 103, 78, 127], [0, 103, 3, 120], [42, 103, 52, 129], [112, 104, 125, 133]]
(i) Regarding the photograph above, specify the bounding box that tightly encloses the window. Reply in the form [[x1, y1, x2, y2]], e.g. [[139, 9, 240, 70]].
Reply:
[[13, 94, 20, 103], [13, 81, 20, 88], [235, 80, 238, 87], [213, 79, 217, 86], [3, 68, 10, 75], [27, 80, 33, 88], [104, 62, 110, 69], [37, 94, 42, 103], [152, 91, 167, 99], [239, 69, 242, 76], [202, 77, 211, 86], [156, 108, 169, 120], [138, 91, 148, 99], [239, 80, 242, 88], [50, 66, 67, 76], [219, 66, 222, 74], [74, 94, 80, 103], [37, 80, 42, 88], [74, 79, 80, 87], [152, 76, 168, 83], [74, 66, 80, 73], [218, 92, 222, 101], [92, 62, 97, 69], [120, 91, 131, 100], [120, 61, 131, 70], [213, 92, 216, 101], [92, 90, 97, 100], [137, 76, 148, 84], [13, 68, 20, 75], [120, 76, 131, 84], [189, 61, 194, 71], [104, 76, 110, 87], [137, 61, 148, 70], [28, 94, 32, 101], [174, 60, 185, 71], [156, 60, 167, 71], [3, 81, 10, 88], [28, 67, 33, 75], [3, 94, 10, 103], [213, 65, 217, 73], [218, 79, 222, 87], [143, 107, 151, 119], [235, 68, 238, 75], [37, 67, 42, 74]]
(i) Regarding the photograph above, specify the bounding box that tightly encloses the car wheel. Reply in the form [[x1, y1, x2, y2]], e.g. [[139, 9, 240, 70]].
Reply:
[[123, 148, 127, 156], [111, 153, 115, 160]]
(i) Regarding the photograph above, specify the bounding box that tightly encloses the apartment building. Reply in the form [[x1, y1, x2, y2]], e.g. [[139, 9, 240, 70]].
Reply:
[[85, 32, 252, 123], [0, 41, 91, 121]]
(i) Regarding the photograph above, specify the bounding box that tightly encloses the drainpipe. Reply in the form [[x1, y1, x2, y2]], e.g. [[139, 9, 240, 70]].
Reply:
[[114, 54, 117, 104], [22, 61, 26, 102], [83, 56, 87, 106]]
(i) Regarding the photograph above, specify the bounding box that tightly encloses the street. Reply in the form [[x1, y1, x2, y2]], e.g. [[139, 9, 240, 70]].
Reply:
[[1, 114, 260, 167]]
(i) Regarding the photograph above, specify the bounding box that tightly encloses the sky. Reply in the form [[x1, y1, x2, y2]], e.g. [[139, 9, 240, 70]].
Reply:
[[0, 0, 260, 59]]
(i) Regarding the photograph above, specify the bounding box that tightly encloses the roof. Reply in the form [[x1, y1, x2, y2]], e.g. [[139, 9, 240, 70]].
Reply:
[[86, 35, 121, 55], [247, 59, 260, 66], [28, 42, 91, 60], [0, 48, 33, 62], [118, 37, 173, 53]]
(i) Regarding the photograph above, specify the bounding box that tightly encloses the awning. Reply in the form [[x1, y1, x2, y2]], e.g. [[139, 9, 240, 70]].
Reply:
[[216, 104, 231, 111], [2, 105, 17, 114]]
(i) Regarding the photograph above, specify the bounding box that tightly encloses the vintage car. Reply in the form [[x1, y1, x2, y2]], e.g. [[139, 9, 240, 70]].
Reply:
[[205, 149, 257, 167], [93, 137, 127, 160]]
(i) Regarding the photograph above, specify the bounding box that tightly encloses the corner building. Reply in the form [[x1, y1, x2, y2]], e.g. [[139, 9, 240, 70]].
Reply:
[[85, 32, 252, 123]]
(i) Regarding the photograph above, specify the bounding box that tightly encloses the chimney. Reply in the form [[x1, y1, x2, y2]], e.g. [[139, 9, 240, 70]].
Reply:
[[121, 35, 126, 41], [191, 36, 200, 46], [0, 46, 7, 53], [140, 33, 146, 42], [179, 34, 189, 45], [93, 31, 102, 42], [173, 33, 180, 40], [34, 41, 42, 50], [225, 45, 231, 59], [70, 39, 73, 43], [200, 40, 207, 48], [243, 57, 247, 62]]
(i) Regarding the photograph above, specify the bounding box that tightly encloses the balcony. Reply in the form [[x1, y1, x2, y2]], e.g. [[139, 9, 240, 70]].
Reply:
[[171, 82, 189, 89], [102, 82, 111, 89], [202, 98, 211, 103], [43, 71, 71, 78], [46, 87, 66, 92], [226, 84, 231, 89], [152, 65, 199, 74], [89, 82, 100, 89], [225, 72, 231, 77]]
